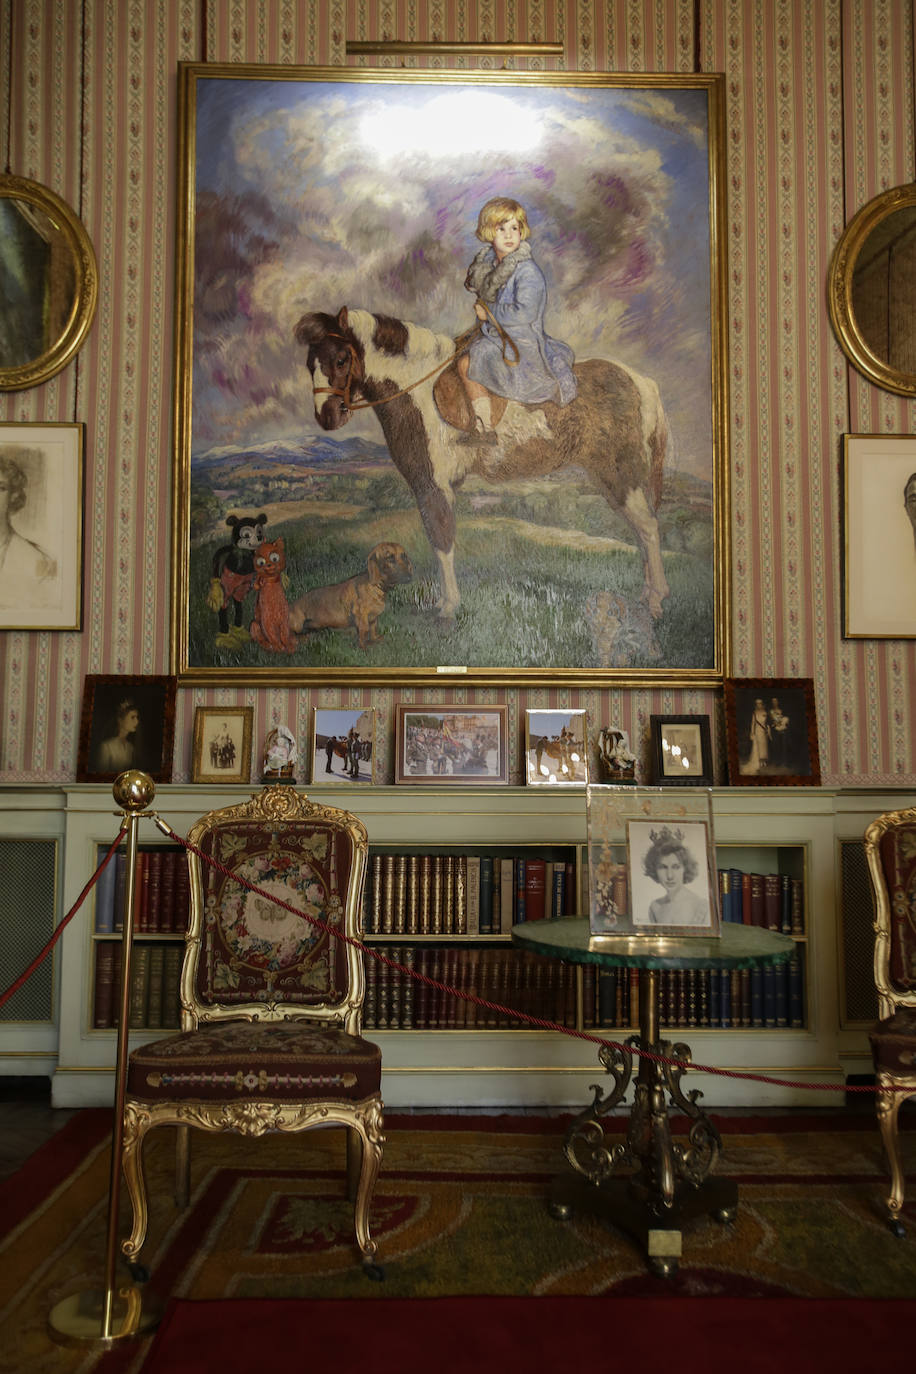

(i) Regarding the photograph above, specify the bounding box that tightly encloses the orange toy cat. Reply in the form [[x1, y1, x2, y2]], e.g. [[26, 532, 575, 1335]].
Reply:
[[249, 538, 297, 654]]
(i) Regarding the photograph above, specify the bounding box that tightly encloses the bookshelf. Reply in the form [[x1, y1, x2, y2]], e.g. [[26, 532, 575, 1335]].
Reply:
[[0, 783, 908, 1108]]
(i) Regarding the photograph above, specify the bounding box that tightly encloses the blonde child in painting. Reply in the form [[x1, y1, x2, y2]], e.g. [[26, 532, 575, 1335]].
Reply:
[[457, 197, 577, 445]]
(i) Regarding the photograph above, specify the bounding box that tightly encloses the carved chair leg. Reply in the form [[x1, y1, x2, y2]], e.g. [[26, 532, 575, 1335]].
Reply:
[[876, 1078, 908, 1235], [121, 1106, 152, 1263], [175, 1123, 191, 1209], [352, 1102, 385, 1265], [346, 1124, 362, 1203]]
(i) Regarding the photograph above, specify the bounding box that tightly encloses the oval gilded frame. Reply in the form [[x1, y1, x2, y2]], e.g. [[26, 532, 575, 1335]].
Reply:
[[0, 173, 98, 391], [828, 181, 916, 397]]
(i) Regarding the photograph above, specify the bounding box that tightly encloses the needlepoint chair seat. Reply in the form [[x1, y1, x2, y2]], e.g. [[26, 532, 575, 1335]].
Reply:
[[864, 805, 916, 1237], [120, 786, 384, 1273]]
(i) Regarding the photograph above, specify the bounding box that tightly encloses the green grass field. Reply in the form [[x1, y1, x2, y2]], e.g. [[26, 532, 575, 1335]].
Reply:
[[187, 479, 715, 672]]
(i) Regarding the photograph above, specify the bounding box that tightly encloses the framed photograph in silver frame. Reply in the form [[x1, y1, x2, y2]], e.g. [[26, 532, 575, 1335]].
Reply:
[[524, 708, 588, 786], [311, 707, 378, 784], [0, 421, 83, 630], [586, 785, 721, 939], [172, 64, 729, 687], [843, 434, 916, 638]]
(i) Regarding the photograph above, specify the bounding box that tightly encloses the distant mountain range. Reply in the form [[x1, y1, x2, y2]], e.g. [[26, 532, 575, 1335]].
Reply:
[[192, 434, 388, 476]]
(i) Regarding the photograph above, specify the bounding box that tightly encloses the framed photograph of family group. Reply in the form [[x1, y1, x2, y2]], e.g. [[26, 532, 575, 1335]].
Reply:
[[190, 706, 253, 785], [723, 678, 821, 787], [171, 65, 728, 688], [394, 704, 508, 784]]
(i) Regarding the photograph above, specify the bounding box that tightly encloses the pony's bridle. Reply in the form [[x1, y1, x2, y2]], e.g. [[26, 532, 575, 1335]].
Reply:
[[310, 334, 367, 415]]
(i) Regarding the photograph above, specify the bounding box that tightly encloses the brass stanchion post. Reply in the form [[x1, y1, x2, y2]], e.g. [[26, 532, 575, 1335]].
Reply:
[[48, 770, 163, 1347]]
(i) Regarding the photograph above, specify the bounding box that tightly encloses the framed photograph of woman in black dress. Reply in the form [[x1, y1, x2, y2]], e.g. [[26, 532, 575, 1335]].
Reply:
[[723, 678, 820, 786]]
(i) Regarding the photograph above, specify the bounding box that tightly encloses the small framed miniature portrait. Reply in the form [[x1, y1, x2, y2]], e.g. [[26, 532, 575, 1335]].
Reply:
[[524, 709, 588, 786], [311, 707, 377, 783], [650, 714, 713, 786], [723, 678, 821, 786], [191, 706, 253, 784], [395, 704, 508, 785], [76, 675, 177, 784], [586, 785, 721, 939]]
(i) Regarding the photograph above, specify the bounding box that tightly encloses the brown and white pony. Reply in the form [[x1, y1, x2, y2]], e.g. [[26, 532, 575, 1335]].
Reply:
[[295, 307, 670, 623]]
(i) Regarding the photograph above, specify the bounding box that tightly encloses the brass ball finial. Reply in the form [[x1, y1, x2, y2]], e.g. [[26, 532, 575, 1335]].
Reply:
[[112, 770, 156, 812]]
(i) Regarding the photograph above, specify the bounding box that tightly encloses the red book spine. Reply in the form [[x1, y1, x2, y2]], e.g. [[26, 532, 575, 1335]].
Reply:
[[524, 858, 547, 920]]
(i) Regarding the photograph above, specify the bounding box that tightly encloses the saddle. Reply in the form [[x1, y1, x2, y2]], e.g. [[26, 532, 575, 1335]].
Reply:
[[433, 358, 508, 434]]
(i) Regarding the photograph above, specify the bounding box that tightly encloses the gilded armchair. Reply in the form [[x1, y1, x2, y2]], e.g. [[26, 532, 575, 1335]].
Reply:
[[120, 786, 384, 1274]]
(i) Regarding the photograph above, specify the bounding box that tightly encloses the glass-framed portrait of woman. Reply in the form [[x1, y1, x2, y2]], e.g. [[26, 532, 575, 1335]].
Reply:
[[76, 675, 177, 784]]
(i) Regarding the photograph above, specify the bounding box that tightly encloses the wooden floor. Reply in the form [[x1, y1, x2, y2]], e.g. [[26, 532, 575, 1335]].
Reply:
[[0, 1078, 81, 1182]]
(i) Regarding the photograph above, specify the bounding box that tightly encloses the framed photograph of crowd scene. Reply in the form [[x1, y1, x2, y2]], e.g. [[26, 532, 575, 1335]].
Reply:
[[586, 785, 720, 939], [172, 64, 728, 688], [843, 434, 916, 638], [723, 678, 821, 787], [0, 422, 83, 630], [650, 714, 713, 786], [311, 707, 377, 784], [394, 704, 507, 785], [524, 708, 588, 786], [190, 706, 253, 785], [76, 675, 177, 784]]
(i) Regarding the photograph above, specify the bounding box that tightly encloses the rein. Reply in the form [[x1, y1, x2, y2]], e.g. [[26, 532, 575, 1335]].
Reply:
[[312, 307, 517, 415]]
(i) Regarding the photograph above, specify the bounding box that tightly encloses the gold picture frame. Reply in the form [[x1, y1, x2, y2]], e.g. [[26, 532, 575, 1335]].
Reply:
[[171, 65, 729, 687], [190, 706, 254, 784]]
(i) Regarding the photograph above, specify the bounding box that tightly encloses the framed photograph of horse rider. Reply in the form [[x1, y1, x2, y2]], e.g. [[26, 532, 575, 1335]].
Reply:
[[524, 708, 589, 786], [171, 65, 729, 687], [190, 705, 253, 785], [311, 707, 377, 784]]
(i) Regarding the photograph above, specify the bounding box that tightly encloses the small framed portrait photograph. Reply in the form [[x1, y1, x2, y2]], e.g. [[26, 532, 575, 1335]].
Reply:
[[586, 784, 720, 939], [311, 707, 377, 783], [843, 434, 916, 638], [77, 675, 177, 783], [395, 704, 507, 785], [0, 422, 84, 630], [191, 706, 253, 784], [724, 678, 821, 786], [650, 714, 713, 786], [524, 709, 588, 786]]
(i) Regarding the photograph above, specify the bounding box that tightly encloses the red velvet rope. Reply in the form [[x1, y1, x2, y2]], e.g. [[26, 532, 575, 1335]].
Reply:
[[155, 817, 897, 1096], [0, 827, 126, 1010], [0, 813, 901, 1097]]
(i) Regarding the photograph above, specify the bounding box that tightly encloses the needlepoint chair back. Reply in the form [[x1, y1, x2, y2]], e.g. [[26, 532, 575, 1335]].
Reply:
[[864, 804, 916, 1236], [121, 786, 384, 1273]]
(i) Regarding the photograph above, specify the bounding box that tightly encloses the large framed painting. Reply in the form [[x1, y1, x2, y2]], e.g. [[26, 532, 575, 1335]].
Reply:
[[172, 65, 728, 686]]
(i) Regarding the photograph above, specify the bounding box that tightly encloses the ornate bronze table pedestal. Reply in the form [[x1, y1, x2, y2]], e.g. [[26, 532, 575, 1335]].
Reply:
[[510, 918, 795, 1278]]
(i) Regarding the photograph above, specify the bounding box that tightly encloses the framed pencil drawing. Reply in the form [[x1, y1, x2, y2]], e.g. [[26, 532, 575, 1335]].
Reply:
[[395, 704, 507, 784], [0, 422, 83, 630], [843, 434, 916, 638], [723, 678, 821, 787], [172, 64, 728, 686], [76, 675, 177, 784], [190, 706, 253, 784]]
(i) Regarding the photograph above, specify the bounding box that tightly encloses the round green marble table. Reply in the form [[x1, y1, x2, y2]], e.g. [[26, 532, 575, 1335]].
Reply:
[[510, 917, 796, 1277]]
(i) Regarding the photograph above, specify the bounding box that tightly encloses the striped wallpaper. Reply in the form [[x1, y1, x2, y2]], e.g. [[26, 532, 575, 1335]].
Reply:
[[0, 0, 914, 787]]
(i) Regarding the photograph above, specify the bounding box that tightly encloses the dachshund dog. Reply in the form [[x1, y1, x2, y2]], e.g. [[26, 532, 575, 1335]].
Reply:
[[288, 542, 413, 650]]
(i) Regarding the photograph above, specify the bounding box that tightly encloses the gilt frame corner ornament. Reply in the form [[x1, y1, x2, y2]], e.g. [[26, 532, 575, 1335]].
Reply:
[[171, 64, 730, 687]]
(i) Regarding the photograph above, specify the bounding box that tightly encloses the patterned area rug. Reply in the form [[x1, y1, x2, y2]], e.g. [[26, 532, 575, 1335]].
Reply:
[[2, 1109, 915, 1372]]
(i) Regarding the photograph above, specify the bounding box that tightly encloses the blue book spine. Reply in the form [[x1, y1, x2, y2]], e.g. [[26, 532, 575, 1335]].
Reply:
[[552, 865, 565, 919], [479, 856, 493, 935], [94, 846, 117, 934], [749, 968, 764, 1027], [788, 947, 804, 1027], [719, 969, 731, 1027], [780, 874, 793, 934], [763, 964, 777, 1027], [515, 856, 527, 922]]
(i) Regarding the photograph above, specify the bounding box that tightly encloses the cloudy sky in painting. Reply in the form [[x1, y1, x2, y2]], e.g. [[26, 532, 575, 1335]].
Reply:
[[189, 76, 715, 476]]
